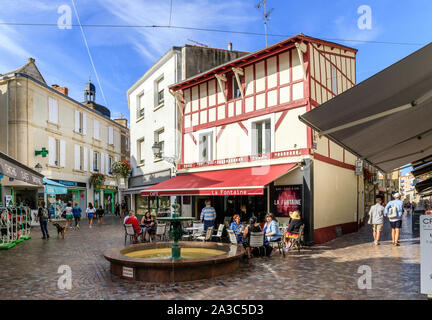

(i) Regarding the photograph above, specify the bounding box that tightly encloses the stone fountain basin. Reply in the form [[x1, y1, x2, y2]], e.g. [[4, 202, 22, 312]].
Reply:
[[104, 241, 245, 282]]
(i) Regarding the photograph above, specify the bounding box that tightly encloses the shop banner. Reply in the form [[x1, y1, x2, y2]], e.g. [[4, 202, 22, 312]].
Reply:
[[273, 185, 302, 217], [0, 154, 43, 186], [420, 215, 432, 295]]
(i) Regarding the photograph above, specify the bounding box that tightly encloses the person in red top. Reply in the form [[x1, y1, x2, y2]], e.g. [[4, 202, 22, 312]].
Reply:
[[124, 211, 144, 243]]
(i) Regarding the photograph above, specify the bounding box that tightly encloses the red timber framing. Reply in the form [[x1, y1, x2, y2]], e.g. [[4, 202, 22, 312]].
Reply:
[[178, 148, 310, 170], [172, 34, 357, 170]]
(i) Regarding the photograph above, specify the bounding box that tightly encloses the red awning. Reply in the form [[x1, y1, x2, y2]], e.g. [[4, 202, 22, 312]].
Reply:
[[141, 163, 298, 196]]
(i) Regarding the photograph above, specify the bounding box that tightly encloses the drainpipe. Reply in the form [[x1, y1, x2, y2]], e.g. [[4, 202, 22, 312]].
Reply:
[[6, 80, 9, 155]]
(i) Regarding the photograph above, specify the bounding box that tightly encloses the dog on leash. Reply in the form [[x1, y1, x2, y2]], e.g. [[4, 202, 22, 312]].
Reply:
[[53, 223, 67, 239]]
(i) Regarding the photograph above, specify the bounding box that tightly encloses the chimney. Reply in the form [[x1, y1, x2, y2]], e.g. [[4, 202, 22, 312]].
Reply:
[[228, 42, 232, 51], [114, 118, 128, 128], [51, 84, 68, 96]]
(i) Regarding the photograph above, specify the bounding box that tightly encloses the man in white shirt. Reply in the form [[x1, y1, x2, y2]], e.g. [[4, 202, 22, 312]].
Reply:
[[368, 197, 384, 245], [123, 211, 132, 224]]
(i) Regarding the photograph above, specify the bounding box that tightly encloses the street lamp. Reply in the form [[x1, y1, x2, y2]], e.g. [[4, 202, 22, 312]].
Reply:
[[152, 142, 162, 158], [34, 163, 43, 173]]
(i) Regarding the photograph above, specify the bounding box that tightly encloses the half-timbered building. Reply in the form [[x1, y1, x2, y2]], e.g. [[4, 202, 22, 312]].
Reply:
[[143, 34, 362, 244]]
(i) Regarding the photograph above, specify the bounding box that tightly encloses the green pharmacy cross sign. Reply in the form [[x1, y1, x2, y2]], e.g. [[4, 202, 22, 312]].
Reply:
[[35, 147, 49, 157]]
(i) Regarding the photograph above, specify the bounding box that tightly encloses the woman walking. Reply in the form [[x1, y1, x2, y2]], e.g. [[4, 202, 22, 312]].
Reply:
[[114, 202, 120, 217], [64, 202, 74, 229], [72, 202, 82, 230], [86, 203, 96, 229], [96, 205, 105, 225]]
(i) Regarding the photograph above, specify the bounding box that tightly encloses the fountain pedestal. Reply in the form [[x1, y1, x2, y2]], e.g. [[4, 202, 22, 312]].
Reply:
[[157, 212, 193, 259]]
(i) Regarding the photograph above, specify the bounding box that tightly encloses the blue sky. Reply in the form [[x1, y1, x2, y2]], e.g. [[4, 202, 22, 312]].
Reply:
[[1, 0, 431, 127]]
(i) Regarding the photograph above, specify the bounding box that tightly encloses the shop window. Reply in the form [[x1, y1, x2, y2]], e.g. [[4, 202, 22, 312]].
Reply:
[[199, 132, 213, 162], [135, 195, 149, 216], [252, 119, 271, 155]]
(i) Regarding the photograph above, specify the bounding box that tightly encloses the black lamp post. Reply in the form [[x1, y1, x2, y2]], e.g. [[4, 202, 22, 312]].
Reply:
[[152, 142, 161, 158]]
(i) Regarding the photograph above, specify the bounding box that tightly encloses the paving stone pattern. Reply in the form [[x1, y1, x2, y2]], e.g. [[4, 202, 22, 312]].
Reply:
[[0, 214, 425, 300]]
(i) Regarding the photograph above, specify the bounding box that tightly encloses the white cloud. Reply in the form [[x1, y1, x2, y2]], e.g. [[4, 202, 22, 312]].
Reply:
[[333, 14, 383, 46], [0, 20, 32, 65], [97, 0, 258, 61]]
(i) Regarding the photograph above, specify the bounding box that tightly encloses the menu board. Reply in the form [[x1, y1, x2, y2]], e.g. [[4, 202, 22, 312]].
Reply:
[[273, 185, 302, 217]]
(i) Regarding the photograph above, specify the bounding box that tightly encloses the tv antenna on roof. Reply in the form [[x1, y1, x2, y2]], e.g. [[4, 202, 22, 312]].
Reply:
[[256, 0, 274, 48], [187, 39, 209, 47]]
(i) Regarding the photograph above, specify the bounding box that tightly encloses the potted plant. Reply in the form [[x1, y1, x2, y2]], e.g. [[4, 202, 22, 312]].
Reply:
[[90, 173, 105, 188], [112, 160, 132, 186]]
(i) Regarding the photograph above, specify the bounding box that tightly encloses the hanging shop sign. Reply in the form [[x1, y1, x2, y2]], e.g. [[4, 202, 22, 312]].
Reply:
[[52, 180, 87, 188], [355, 159, 363, 176], [273, 185, 302, 217], [99, 185, 117, 191], [420, 215, 432, 295]]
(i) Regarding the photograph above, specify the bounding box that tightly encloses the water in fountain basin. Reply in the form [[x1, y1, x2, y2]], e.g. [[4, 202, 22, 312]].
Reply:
[[123, 247, 226, 260]]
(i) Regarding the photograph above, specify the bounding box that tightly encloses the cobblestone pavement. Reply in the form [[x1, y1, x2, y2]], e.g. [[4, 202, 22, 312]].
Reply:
[[0, 214, 424, 300]]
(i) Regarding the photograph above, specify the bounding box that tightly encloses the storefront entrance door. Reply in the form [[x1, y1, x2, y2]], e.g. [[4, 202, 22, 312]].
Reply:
[[103, 191, 115, 215]]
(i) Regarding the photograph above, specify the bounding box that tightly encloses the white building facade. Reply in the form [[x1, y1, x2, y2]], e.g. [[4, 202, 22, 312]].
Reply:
[[0, 58, 129, 214], [126, 45, 248, 217]]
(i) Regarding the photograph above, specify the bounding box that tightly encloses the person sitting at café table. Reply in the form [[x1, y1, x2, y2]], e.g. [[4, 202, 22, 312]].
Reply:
[[263, 213, 281, 256], [242, 216, 262, 258], [230, 214, 245, 243], [124, 210, 144, 243], [283, 210, 302, 251], [141, 211, 156, 243]]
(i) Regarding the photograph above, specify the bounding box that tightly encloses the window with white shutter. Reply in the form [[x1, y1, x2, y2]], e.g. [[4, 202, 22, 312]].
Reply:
[[59, 140, 66, 168], [93, 151, 99, 172], [89, 149, 94, 172], [83, 147, 88, 171], [48, 98, 58, 124], [107, 155, 112, 175], [75, 110, 80, 133], [100, 153, 105, 174], [74, 145, 80, 170], [108, 126, 114, 145], [82, 114, 87, 135], [48, 136, 56, 165], [251, 119, 271, 155], [94, 120, 100, 140]]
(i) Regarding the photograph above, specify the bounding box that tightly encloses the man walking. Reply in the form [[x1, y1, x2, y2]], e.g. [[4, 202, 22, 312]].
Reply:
[[120, 200, 127, 218], [384, 193, 404, 246], [200, 200, 216, 231], [37, 201, 50, 239], [368, 197, 384, 245]]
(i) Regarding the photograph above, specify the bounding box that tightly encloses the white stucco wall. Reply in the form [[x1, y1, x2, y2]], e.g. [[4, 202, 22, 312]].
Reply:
[[313, 159, 357, 229]]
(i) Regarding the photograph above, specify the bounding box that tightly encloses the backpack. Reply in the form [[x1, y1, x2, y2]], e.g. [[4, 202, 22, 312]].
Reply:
[[388, 206, 398, 219], [41, 208, 49, 219]]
